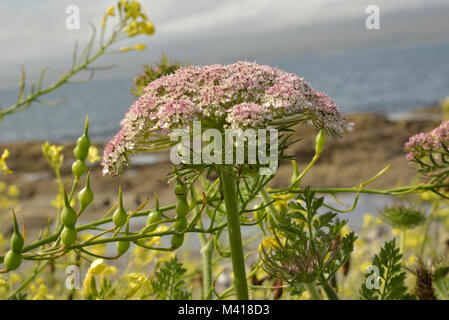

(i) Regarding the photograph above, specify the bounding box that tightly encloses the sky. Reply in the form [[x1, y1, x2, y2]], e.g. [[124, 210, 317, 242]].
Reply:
[[1, 0, 449, 86]]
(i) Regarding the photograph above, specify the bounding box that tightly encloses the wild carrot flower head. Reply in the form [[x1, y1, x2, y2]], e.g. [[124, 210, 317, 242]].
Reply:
[[103, 61, 352, 176], [404, 121, 449, 161]]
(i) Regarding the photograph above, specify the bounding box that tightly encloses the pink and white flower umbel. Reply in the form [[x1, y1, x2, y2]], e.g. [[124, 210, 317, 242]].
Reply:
[[102, 61, 352, 176], [405, 121, 449, 161]]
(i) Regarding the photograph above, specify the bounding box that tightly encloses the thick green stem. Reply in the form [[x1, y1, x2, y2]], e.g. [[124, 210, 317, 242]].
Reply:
[[219, 167, 249, 300], [434, 278, 449, 300], [304, 282, 321, 300], [319, 274, 339, 300], [199, 234, 213, 299]]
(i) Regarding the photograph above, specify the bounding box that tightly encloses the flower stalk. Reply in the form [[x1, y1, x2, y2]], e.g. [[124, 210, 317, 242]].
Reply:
[[219, 166, 249, 300]]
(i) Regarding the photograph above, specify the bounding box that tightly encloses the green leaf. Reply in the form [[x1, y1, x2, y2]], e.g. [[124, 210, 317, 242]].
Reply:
[[360, 239, 409, 300]]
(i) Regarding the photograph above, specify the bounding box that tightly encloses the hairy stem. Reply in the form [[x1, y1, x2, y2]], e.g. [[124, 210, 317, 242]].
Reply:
[[304, 282, 321, 300], [219, 166, 249, 300], [319, 274, 339, 300], [199, 234, 213, 299]]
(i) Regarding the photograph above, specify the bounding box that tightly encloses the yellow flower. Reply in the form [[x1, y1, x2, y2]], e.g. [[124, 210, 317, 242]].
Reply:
[[51, 192, 76, 209], [89, 259, 106, 275], [87, 145, 101, 163], [134, 43, 146, 51], [340, 225, 351, 236], [30, 283, 54, 300], [80, 234, 106, 256], [7, 185, 20, 197], [362, 214, 374, 229], [124, 272, 152, 298], [258, 235, 281, 253], [82, 259, 108, 299], [406, 255, 417, 266], [405, 234, 420, 249], [139, 21, 155, 35], [359, 261, 373, 273], [101, 5, 116, 28], [106, 6, 116, 17], [9, 272, 21, 284], [0, 149, 12, 175], [125, 20, 139, 37], [41, 142, 64, 170], [391, 228, 401, 236]]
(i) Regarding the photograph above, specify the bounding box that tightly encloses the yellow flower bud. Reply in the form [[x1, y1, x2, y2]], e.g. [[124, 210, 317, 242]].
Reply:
[[120, 46, 132, 52], [134, 43, 146, 51], [0, 149, 12, 175], [106, 6, 116, 17], [142, 21, 155, 35]]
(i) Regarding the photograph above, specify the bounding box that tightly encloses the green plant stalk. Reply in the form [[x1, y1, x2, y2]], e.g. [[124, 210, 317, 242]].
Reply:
[[319, 274, 339, 300], [399, 229, 406, 264], [420, 201, 439, 257], [269, 182, 449, 197], [199, 234, 213, 299], [291, 153, 319, 188], [433, 278, 449, 300], [8, 260, 49, 299], [260, 188, 281, 225], [304, 282, 321, 300], [219, 166, 249, 300]]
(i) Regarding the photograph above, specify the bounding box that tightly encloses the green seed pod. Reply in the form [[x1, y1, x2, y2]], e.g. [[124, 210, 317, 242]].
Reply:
[[4, 250, 22, 271], [146, 193, 162, 232], [170, 234, 184, 250], [174, 216, 187, 232], [146, 210, 162, 232], [112, 187, 127, 227], [61, 189, 77, 228], [74, 116, 91, 160], [116, 240, 131, 256], [61, 226, 77, 247], [78, 171, 94, 213], [315, 129, 325, 156], [72, 159, 88, 177], [176, 198, 190, 218], [175, 179, 188, 199], [10, 210, 24, 252]]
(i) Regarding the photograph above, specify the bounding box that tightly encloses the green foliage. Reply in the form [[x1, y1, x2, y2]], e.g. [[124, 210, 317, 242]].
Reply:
[[150, 256, 191, 300], [379, 205, 426, 230], [360, 240, 412, 300], [132, 54, 183, 96], [262, 187, 356, 292]]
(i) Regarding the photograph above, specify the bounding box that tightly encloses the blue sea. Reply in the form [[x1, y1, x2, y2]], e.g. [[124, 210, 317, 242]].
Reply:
[[1, 41, 449, 143]]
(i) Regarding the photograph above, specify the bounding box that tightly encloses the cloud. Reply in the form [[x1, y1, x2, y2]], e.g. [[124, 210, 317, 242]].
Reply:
[[0, 0, 448, 84]]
